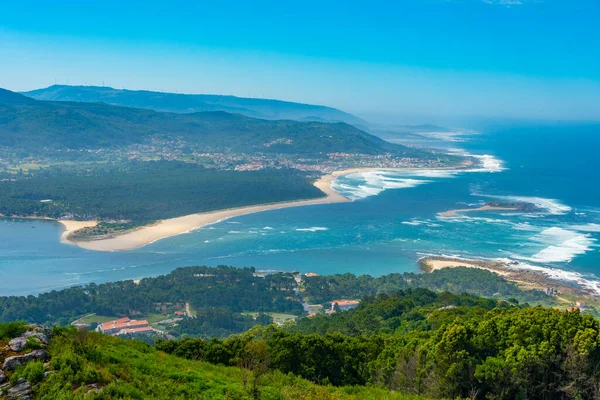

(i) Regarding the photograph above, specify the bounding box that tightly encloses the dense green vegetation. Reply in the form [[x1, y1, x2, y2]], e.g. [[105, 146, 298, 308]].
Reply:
[[0, 88, 408, 156], [24, 84, 365, 125], [0, 266, 302, 338], [1, 324, 426, 400], [1, 269, 597, 399], [159, 289, 600, 399], [0, 265, 559, 339], [303, 267, 555, 305], [0, 162, 322, 223]]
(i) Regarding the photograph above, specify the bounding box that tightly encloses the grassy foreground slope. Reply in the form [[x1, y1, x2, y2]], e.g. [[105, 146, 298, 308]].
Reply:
[[19, 328, 424, 400]]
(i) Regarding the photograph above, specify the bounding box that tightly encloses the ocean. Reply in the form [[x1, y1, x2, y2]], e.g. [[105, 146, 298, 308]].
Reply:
[[1, 123, 599, 296]]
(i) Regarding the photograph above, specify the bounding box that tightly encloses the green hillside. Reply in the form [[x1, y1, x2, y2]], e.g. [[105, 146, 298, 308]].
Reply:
[[0, 324, 425, 400], [23, 85, 366, 125], [0, 88, 414, 157]]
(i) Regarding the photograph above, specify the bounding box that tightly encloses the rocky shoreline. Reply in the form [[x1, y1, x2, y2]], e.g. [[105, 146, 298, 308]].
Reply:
[[419, 256, 600, 309]]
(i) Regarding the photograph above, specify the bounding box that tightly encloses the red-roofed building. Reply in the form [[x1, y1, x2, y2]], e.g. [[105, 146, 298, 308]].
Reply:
[[97, 317, 151, 335]]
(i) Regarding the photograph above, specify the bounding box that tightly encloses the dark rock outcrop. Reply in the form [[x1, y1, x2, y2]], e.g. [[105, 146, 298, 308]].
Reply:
[[0, 369, 7, 384], [7, 379, 33, 399], [2, 350, 47, 371], [8, 326, 50, 352], [7, 337, 27, 352]]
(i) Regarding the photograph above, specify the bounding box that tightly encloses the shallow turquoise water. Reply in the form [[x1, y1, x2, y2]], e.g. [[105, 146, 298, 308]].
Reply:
[[1, 123, 599, 296]]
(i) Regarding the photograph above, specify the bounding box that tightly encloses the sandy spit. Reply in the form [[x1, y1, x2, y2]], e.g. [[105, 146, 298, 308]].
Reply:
[[63, 173, 350, 252]]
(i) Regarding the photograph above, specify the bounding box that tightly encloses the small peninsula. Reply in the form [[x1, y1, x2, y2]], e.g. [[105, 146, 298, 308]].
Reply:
[[438, 201, 538, 218]]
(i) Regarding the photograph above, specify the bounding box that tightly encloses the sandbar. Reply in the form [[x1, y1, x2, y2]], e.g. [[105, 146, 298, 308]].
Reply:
[[62, 173, 350, 252], [438, 205, 519, 218]]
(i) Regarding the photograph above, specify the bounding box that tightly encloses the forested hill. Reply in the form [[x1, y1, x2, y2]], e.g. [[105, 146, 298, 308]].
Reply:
[[23, 84, 366, 125], [1, 88, 408, 157]]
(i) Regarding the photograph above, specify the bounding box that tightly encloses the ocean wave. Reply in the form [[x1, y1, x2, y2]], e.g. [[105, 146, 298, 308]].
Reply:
[[515, 227, 596, 263], [569, 223, 600, 233], [401, 221, 422, 226], [445, 151, 506, 173], [331, 153, 504, 201], [469, 154, 506, 173], [296, 227, 329, 232], [402, 219, 442, 227], [332, 171, 430, 200], [512, 222, 540, 231]]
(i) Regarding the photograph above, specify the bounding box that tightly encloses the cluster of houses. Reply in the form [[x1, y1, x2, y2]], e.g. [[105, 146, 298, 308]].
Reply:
[[96, 317, 154, 336]]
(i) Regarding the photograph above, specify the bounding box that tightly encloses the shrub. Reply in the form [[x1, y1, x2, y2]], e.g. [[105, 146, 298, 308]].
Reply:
[[0, 321, 27, 340], [14, 361, 45, 384]]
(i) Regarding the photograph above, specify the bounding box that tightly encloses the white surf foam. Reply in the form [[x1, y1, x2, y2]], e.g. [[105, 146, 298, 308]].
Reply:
[[515, 227, 596, 263], [331, 152, 505, 201], [401, 221, 422, 226], [296, 227, 329, 232], [470, 154, 506, 173], [331, 171, 430, 200], [402, 219, 442, 227], [569, 223, 600, 233], [512, 222, 539, 232]]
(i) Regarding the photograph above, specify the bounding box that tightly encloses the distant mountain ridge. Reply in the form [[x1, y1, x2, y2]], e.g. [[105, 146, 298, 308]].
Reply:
[[0, 88, 412, 157], [23, 85, 366, 125]]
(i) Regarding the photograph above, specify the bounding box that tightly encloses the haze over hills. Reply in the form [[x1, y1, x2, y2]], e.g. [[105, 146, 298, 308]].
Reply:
[[23, 85, 366, 125], [0, 88, 411, 157]]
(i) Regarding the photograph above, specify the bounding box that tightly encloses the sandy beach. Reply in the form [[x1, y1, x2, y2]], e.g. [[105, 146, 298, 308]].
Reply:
[[62, 172, 351, 252], [59, 220, 98, 244], [420, 257, 512, 277]]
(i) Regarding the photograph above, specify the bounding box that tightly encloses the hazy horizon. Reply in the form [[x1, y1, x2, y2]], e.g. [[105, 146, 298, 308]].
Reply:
[[1, 0, 599, 123]]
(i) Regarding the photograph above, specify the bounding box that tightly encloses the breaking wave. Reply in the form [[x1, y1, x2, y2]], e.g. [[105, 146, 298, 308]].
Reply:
[[514, 227, 596, 263], [330, 153, 504, 201], [296, 227, 329, 232], [331, 171, 430, 200]]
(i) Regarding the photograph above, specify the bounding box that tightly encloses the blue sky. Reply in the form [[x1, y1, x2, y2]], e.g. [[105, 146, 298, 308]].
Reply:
[[1, 0, 599, 122]]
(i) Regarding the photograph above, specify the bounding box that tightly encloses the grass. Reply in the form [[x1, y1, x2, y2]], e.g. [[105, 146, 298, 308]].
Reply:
[[244, 312, 298, 325], [32, 329, 429, 399]]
